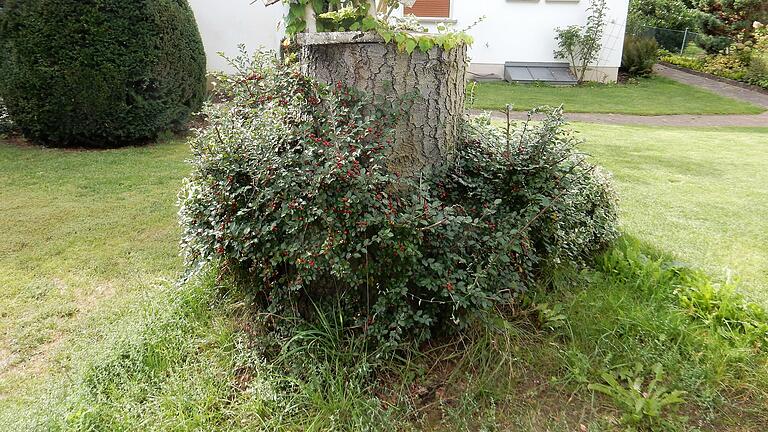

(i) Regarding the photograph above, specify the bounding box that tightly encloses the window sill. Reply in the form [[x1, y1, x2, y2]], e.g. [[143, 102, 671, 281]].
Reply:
[[415, 17, 458, 24]]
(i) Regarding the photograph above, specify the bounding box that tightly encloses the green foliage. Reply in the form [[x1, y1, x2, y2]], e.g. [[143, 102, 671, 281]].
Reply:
[[596, 238, 768, 350], [628, 0, 767, 49], [533, 302, 568, 332], [281, 0, 473, 54], [627, 0, 702, 32], [317, 5, 373, 32], [660, 52, 706, 70], [554, 0, 609, 83], [696, 0, 768, 42], [682, 42, 707, 57], [745, 27, 768, 88], [621, 36, 659, 77], [376, 19, 476, 54], [660, 31, 768, 89], [179, 50, 618, 346], [588, 363, 687, 431], [701, 53, 748, 80], [0, 0, 207, 147], [677, 272, 768, 345]]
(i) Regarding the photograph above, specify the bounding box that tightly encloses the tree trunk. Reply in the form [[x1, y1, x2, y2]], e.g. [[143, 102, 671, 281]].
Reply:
[[297, 32, 468, 177]]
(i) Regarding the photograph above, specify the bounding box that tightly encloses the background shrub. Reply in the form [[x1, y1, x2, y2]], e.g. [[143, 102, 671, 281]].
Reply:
[[0, 0, 206, 147], [746, 27, 768, 88], [179, 50, 619, 346], [702, 53, 748, 80], [621, 36, 659, 77]]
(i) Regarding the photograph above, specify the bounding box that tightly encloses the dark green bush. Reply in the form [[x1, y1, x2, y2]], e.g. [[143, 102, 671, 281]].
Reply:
[[621, 36, 659, 77], [179, 50, 619, 346], [0, 0, 206, 147]]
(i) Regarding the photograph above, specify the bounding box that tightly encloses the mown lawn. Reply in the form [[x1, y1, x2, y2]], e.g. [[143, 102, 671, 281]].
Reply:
[[1, 125, 767, 430], [470, 75, 766, 115], [0, 139, 189, 426], [576, 124, 768, 305]]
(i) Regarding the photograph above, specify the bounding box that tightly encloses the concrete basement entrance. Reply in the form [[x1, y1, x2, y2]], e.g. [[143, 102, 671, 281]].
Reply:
[[504, 62, 577, 85]]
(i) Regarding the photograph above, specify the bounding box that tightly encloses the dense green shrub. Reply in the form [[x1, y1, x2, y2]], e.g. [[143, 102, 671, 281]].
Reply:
[[627, 0, 702, 33], [660, 28, 768, 90], [660, 52, 706, 70], [628, 0, 767, 52], [702, 53, 748, 80], [746, 27, 768, 88], [621, 36, 659, 77], [0, 0, 206, 147], [179, 50, 619, 345]]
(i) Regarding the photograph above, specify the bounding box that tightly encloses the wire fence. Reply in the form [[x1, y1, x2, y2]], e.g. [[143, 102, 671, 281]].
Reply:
[[633, 25, 732, 54]]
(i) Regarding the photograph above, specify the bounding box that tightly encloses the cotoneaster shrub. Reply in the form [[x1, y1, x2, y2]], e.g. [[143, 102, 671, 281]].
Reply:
[[0, 0, 206, 147], [179, 50, 619, 345]]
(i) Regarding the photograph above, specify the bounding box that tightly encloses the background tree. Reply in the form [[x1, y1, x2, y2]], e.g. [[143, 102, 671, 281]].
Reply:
[[628, 0, 768, 51]]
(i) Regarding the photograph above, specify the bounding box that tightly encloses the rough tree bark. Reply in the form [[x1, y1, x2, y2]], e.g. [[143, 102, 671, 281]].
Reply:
[[297, 32, 468, 177]]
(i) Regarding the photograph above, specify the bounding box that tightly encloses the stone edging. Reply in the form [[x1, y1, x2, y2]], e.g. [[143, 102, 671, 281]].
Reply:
[[659, 62, 768, 96]]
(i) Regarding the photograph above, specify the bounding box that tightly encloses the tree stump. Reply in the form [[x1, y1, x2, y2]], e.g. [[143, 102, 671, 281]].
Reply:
[[297, 32, 468, 177]]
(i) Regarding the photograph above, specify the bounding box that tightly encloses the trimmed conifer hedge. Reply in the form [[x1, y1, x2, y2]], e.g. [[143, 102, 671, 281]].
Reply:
[[0, 0, 207, 147]]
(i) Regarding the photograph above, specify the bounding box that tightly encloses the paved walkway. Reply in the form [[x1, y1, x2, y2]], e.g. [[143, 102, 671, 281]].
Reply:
[[654, 64, 768, 109], [471, 65, 768, 127]]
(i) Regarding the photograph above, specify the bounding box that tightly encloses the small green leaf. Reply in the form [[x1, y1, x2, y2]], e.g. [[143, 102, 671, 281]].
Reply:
[[418, 37, 435, 52], [405, 38, 418, 54]]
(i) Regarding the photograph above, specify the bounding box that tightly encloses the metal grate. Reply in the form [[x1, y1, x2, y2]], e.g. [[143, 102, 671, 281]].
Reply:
[[504, 62, 577, 85]]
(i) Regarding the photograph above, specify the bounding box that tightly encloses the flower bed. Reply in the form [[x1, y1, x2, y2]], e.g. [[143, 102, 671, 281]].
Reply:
[[660, 25, 768, 90]]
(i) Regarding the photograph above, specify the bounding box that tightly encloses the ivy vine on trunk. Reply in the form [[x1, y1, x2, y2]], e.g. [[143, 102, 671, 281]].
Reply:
[[267, 0, 474, 54]]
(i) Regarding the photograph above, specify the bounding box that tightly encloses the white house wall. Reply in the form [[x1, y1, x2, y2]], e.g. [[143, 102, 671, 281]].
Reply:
[[408, 0, 630, 82], [188, 0, 286, 72], [188, 0, 629, 81]]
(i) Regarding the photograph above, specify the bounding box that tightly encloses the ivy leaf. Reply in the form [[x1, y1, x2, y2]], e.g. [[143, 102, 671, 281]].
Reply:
[[362, 16, 378, 32], [405, 38, 418, 54], [311, 0, 325, 14], [418, 37, 435, 52]]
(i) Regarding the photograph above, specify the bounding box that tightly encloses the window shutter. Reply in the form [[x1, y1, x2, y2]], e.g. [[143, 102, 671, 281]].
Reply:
[[404, 0, 450, 18]]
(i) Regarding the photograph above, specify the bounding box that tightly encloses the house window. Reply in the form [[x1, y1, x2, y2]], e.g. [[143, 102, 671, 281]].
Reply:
[[404, 0, 451, 18]]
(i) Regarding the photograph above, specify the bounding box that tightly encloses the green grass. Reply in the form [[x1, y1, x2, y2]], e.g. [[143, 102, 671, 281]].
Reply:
[[2, 124, 768, 430], [470, 75, 766, 115], [575, 124, 768, 305], [0, 139, 189, 427], [16, 238, 768, 431]]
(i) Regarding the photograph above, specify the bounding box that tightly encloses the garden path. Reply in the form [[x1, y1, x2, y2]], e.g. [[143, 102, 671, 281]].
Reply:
[[654, 64, 768, 109]]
